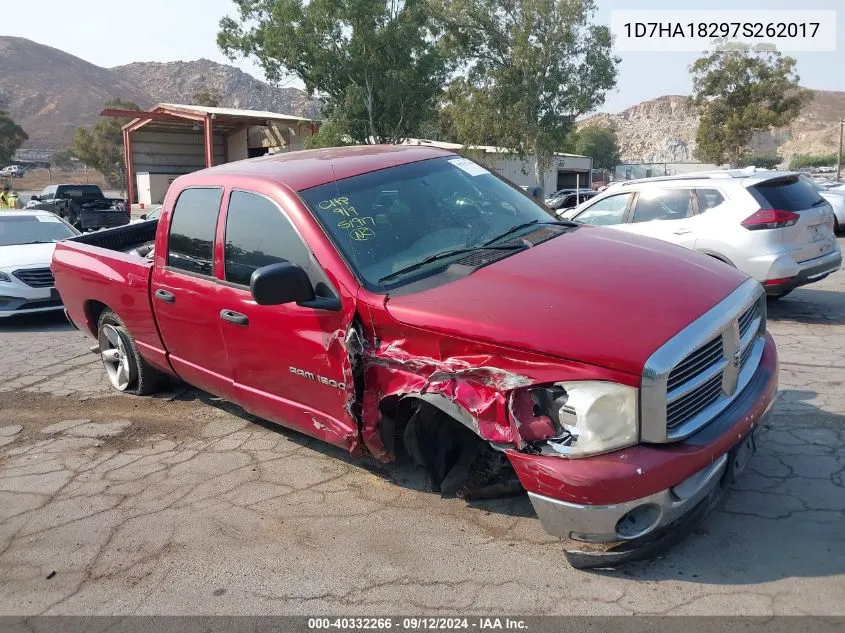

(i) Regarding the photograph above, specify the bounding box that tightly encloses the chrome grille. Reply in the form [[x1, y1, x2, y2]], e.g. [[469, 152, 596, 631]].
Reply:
[[667, 335, 723, 392], [641, 279, 767, 442], [739, 301, 761, 339], [13, 268, 55, 288], [667, 373, 723, 430]]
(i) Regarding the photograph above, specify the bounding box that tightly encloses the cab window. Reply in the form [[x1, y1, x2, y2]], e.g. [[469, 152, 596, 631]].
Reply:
[[167, 188, 222, 276], [223, 191, 311, 286]]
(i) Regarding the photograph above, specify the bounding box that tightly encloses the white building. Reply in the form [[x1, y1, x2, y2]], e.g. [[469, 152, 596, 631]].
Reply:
[[404, 139, 593, 195]]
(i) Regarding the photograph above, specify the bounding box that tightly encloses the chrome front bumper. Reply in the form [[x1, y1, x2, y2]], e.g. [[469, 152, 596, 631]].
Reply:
[[529, 453, 729, 543]]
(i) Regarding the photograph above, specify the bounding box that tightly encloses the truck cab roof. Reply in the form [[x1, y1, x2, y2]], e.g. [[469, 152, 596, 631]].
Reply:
[[178, 145, 452, 192]]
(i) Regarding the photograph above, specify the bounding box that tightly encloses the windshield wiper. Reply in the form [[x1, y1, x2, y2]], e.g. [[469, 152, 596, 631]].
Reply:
[[482, 219, 576, 246], [811, 198, 829, 207], [378, 245, 523, 284]]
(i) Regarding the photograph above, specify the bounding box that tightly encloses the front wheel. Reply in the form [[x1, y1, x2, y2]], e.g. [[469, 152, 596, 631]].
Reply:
[[97, 310, 160, 395]]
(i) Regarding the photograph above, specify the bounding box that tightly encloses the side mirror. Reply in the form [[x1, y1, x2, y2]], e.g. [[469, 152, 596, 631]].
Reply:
[[250, 262, 315, 306], [30, 195, 40, 202], [139, 214, 147, 220], [526, 185, 544, 201]]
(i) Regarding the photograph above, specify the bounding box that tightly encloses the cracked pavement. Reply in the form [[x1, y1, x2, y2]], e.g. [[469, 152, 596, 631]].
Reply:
[[0, 244, 844, 615]]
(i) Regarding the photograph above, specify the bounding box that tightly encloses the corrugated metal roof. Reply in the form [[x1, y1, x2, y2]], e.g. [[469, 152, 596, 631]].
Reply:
[[156, 103, 314, 122]]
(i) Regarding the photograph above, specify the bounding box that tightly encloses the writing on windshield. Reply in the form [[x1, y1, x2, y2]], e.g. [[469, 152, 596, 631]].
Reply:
[[300, 156, 556, 289]]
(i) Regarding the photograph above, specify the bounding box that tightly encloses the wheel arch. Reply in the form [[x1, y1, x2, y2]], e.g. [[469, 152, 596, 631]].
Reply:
[[696, 249, 736, 268], [84, 299, 111, 336]]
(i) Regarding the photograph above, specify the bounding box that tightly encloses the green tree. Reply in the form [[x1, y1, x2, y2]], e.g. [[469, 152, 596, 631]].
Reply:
[[691, 44, 811, 167], [574, 126, 620, 170], [218, 0, 451, 144], [192, 88, 222, 107], [0, 111, 28, 167], [70, 98, 139, 191], [438, 0, 618, 187]]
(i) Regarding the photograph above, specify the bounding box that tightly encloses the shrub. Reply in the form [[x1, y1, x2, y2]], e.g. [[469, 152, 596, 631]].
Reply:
[[737, 153, 781, 169], [789, 153, 843, 170]]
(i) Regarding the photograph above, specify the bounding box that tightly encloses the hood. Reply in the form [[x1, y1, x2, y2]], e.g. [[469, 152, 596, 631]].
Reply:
[[385, 227, 748, 376], [0, 242, 57, 269]]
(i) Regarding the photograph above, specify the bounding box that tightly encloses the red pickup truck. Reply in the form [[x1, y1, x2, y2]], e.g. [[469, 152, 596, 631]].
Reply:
[[52, 146, 778, 568]]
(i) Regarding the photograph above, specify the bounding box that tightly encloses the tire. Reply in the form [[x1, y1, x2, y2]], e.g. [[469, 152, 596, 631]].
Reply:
[[835, 216, 842, 236], [97, 310, 160, 395]]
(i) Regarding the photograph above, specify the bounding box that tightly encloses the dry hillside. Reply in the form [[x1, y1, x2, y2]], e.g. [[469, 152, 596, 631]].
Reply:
[[580, 90, 845, 165], [0, 37, 320, 148]]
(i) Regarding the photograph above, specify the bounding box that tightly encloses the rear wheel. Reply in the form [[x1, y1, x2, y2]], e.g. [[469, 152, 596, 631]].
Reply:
[[835, 216, 842, 235], [97, 310, 160, 395]]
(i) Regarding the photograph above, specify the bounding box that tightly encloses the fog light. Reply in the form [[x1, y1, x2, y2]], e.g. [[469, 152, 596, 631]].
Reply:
[[615, 504, 662, 539]]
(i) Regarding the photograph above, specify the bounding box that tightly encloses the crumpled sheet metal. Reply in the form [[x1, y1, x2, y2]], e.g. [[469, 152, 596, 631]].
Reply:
[[359, 337, 582, 461]]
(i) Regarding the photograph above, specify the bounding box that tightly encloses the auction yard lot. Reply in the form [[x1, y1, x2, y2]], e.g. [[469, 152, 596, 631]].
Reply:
[[0, 244, 843, 615]]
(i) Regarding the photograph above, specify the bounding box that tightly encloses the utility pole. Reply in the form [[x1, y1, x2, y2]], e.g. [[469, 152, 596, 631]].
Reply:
[[837, 119, 844, 183]]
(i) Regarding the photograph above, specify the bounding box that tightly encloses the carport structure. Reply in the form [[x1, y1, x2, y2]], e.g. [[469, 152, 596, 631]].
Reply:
[[101, 103, 319, 204]]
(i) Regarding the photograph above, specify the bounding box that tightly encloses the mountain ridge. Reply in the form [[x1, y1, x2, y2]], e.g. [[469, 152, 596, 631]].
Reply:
[[580, 90, 845, 164], [0, 36, 320, 148]]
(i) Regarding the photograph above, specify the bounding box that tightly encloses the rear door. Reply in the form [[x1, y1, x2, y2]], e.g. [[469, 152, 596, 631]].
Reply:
[[214, 190, 357, 448], [150, 187, 233, 397], [749, 175, 837, 264], [615, 187, 698, 249]]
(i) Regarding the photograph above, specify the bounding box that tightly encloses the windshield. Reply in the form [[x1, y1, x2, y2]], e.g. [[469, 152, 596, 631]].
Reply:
[[0, 215, 78, 246], [299, 156, 557, 289]]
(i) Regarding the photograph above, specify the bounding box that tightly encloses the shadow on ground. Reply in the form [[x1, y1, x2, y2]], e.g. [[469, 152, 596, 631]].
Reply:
[[170, 386, 536, 520], [0, 311, 74, 333], [768, 287, 845, 324]]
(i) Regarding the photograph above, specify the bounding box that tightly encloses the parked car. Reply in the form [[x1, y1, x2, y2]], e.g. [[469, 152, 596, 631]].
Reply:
[[568, 170, 841, 298], [546, 190, 598, 211], [0, 165, 26, 178], [29, 184, 129, 231], [130, 205, 161, 224], [53, 146, 778, 568], [799, 175, 845, 234], [0, 211, 79, 318]]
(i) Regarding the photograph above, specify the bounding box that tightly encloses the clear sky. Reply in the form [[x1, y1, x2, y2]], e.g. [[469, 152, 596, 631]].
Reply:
[[3, 0, 843, 114]]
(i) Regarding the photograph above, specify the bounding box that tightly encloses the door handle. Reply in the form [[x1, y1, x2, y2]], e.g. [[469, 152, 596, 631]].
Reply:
[[220, 309, 249, 326], [673, 228, 693, 235], [155, 289, 176, 303]]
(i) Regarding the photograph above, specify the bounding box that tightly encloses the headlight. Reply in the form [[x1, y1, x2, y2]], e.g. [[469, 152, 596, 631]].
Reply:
[[513, 381, 638, 457], [0, 272, 11, 283]]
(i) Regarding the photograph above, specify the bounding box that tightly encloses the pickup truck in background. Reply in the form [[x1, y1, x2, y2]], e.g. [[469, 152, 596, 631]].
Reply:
[[52, 146, 778, 568], [30, 184, 130, 231]]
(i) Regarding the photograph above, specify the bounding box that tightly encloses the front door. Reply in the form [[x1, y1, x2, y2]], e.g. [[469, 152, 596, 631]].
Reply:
[[215, 190, 358, 449], [151, 187, 233, 397]]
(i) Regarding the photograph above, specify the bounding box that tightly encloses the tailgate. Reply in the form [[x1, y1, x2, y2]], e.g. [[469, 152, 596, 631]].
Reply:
[[749, 175, 837, 263]]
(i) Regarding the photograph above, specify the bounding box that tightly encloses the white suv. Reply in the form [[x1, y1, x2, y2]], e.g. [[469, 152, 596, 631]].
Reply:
[[565, 169, 842, 298]]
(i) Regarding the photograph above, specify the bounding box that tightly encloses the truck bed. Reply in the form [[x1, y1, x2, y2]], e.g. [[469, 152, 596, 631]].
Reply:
[[52, 220, 169, 372], [71, 219, 157, 255]]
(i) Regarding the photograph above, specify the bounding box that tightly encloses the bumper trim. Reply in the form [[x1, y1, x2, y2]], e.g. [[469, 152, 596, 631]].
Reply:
[[528, 453, 728, 543], [766, 250, 842, 295]]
